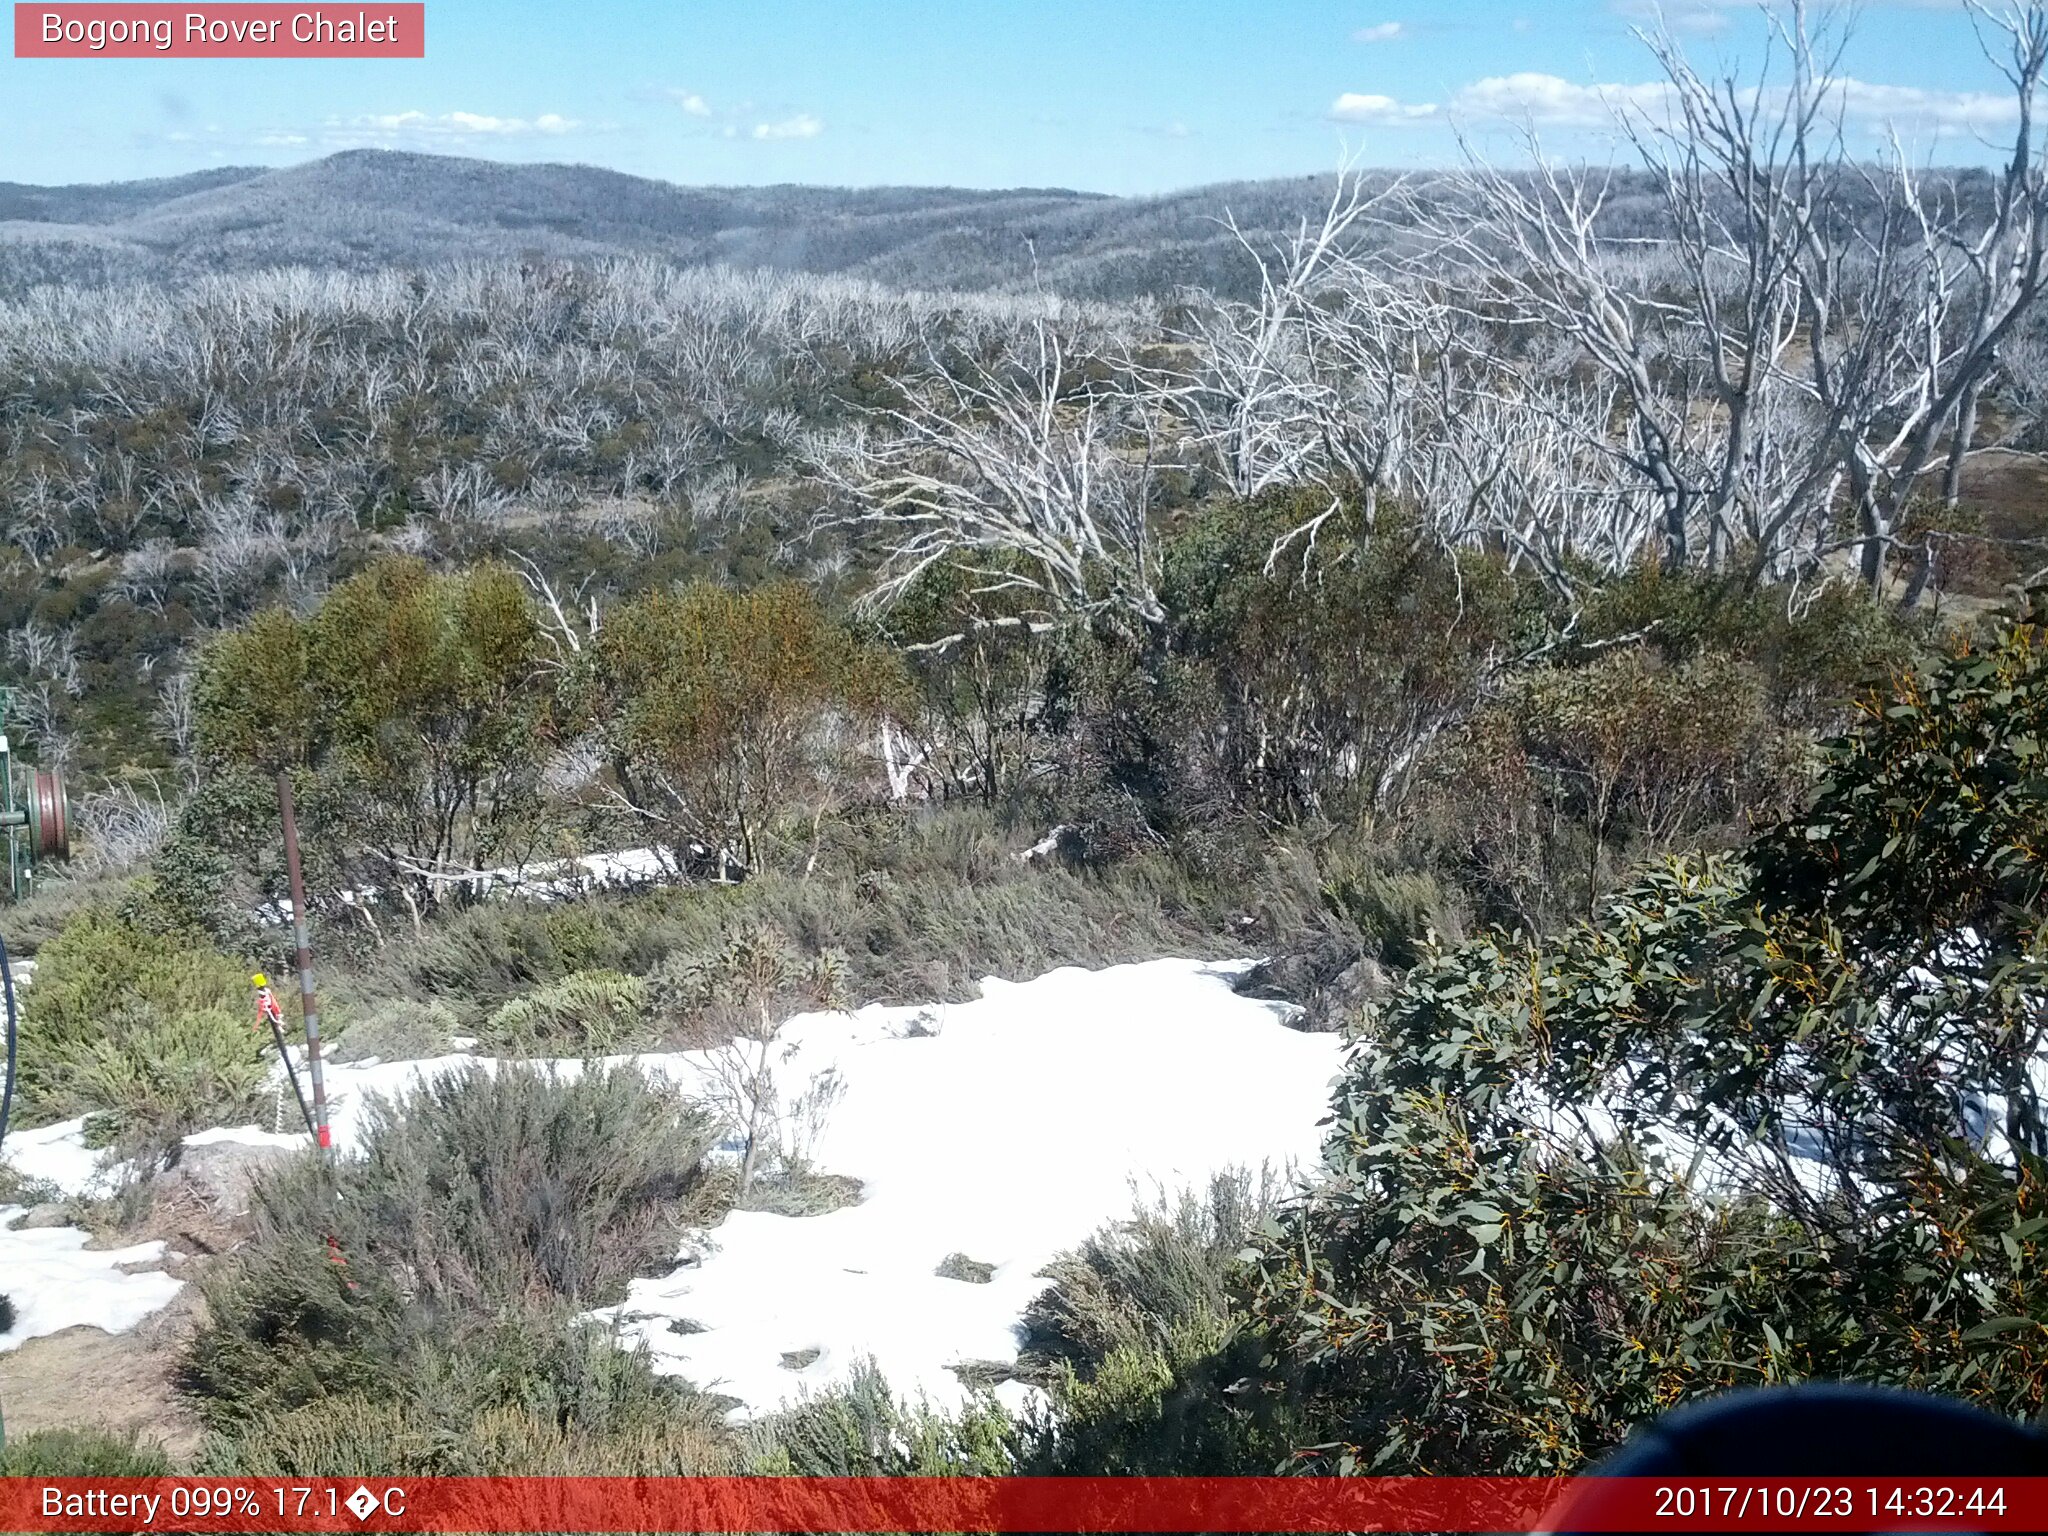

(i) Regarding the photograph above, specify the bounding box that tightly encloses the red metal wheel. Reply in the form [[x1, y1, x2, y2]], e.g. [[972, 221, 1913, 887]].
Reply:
[[28, 767, 67, 862]]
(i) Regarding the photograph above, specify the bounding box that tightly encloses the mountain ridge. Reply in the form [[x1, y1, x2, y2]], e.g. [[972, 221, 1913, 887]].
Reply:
[[0, 148, 1368, 299]]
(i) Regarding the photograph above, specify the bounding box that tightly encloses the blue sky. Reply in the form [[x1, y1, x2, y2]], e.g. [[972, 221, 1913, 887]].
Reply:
[[0, 0, 2026, 192]]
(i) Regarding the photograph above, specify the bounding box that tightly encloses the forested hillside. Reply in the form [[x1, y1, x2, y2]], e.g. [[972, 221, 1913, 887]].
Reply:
[[0, 149, 1354, 299]]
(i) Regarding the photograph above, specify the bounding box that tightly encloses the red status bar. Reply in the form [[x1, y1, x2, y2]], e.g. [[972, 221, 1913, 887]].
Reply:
[[3, 1476, 2044, 1533]]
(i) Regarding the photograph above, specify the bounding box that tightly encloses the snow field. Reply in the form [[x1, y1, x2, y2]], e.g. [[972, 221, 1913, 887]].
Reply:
[[587, 959, 1343, 1417], [0, 1215, 181, 1355], [0, 958, 1346, 1415]]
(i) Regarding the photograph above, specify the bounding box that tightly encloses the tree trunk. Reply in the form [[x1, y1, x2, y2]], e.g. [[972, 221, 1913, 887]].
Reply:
[[1944, 380, 1984, 511]]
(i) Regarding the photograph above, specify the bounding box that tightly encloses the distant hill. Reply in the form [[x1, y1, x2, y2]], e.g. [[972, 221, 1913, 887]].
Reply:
[[0, 149, 1407, 300]]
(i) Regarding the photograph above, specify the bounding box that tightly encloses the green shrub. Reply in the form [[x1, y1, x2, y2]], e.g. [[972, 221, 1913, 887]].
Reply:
[[0, 869, 140, 956], [746, 1362, 1016, 1475], [1248, 590, 2048, 1473], [649, 927, 846, 1043], [16, 906, 262, 1147], [1158, 492, 1533, 825], [0, 1163, 58, 1209], [1421, 645, 1806, 930], [1012, 1173, 1299, 1476], [184, 1063, 718, 1431], [198, 1392, 732, 1476], [1248, 858, 1807, 1475], [583, 579, 906, 875], [1020, 1170, 1280, 1384], [1318, 856, 1450, 970], [193, 559, 556, 919], [1575, 564, 1918, 729], [195, 1312, 735, 1475], [483, 970, 650, 1055], [330, 998, 459, 1063], [0, 1427, 173, 1476], [62, 1001, 269, 1150]]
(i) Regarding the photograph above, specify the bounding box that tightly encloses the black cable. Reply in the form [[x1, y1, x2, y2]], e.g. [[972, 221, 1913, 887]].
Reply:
[[263, 996, 317, 1140]]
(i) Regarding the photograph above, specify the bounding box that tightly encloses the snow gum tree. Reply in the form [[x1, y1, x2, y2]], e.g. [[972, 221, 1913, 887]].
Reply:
[[1250, 588, 2048, 1472], [191, 557, 555, 925], [583, 580, 904, 878]]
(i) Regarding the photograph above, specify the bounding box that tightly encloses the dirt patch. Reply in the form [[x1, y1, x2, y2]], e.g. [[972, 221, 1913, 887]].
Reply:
[[0, 1180, 249, 1465], [1960, 447, 2048, 542], [0, 1287, 208, 1463], [1950, 448, 2048, 595]]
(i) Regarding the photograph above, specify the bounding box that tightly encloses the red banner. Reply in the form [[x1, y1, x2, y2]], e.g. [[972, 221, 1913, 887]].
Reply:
[[2, 1476, 2044, 1533], [14, 4, 424, 58]]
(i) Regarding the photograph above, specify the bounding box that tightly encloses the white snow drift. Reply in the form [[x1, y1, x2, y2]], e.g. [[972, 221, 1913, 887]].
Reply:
[[0, 1214, 181, 1355], [0, 957, 1345, 1413], [590, 958, 1343, 1417]]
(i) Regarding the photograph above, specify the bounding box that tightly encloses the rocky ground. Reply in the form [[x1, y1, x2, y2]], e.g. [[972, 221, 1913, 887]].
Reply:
[[1, 1132, 296, 1461]]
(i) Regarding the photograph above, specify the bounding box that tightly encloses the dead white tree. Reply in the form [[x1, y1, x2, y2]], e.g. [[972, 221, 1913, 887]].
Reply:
[[817, 320, 1165, 630], [1164, 169, 1439, 565], [1427, 0, 2048, 595], [508, 551, 600, 672]]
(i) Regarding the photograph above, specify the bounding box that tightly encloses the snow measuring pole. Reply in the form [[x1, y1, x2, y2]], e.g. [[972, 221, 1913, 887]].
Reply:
[[275, 772, 332, 1151]]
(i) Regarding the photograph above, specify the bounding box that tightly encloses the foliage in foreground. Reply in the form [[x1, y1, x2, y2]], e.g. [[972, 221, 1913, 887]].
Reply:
[[745, 1363, 1018, 1476], [0, 1428, 173, 1477], [1015, 1170, 1302, 1475], [194, 1336, 736, 1477], [1248, 589, 2048, 1473]]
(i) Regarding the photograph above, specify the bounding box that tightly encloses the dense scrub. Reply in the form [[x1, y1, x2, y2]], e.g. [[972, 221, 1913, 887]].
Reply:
[[1232, 590, 2048, 1472], [182, 1065, 729, 1470]]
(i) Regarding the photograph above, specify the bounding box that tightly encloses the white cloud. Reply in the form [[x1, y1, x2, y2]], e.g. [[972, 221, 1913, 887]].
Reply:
[[1450, 72, 1674, 127], [1612, 0, 1746, 34], [1833, 77, 2017, 134], [671, 91, 713, 118], [1619, 0, 1966, 33], [1329, 91, 1440, 125], [752, 113, 823, 140], [1331, 69, 2017, 137], [1352, 21, 1407, 42], [330, 110, 582, 143]]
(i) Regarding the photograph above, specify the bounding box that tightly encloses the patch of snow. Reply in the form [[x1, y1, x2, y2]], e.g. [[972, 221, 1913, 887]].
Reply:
[[4, 956, 1344, 1420], [585, 957, 1342, 1420], [253, 845, 706, 927], [0, 1117, 121, 1200], [0, 1209, 182, 1354]]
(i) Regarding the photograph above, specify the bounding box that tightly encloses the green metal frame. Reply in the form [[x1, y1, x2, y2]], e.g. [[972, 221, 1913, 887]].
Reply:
[[0, 685, 20, 901]]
